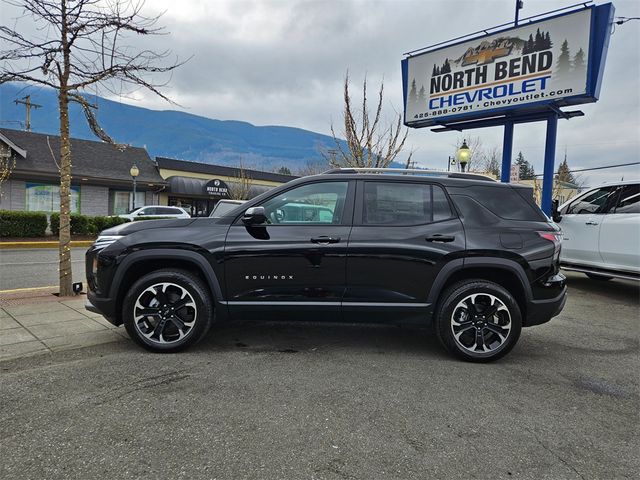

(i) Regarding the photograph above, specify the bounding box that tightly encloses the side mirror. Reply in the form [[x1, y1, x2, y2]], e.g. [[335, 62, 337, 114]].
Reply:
[[551, 199, 562, 223], [242, 206, 267, 225]]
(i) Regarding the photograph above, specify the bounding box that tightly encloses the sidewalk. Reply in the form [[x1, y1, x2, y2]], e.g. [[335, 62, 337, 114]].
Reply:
[[0, 288, 127, 362]]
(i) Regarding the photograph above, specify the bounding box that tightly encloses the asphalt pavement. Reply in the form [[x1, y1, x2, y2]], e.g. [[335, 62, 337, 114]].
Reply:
[[0, 248, 87, 290], [0, 272, 638, 479]]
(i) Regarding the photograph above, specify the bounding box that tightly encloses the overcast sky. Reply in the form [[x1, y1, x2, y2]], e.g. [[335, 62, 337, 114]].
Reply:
[[4, 0, 640, 185]]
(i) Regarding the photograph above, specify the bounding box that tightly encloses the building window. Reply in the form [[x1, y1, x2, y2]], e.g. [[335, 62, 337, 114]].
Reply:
[[111, 191, 146, 214], [25, 183, 80, 213]]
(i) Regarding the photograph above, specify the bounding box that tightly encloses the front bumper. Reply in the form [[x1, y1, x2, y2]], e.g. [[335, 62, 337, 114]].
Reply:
[[86, 291, 121, 326], [524, 273, 567, 327]]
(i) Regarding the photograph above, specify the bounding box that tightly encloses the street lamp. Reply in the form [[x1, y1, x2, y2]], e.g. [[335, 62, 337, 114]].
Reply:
[[130, 164, 139, 210], [447, 156, 456, 172], [456, 139, 471, 172]]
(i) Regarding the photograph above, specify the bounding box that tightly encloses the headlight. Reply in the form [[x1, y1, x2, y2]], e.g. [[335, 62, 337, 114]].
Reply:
[[93, 235, 123, 251]]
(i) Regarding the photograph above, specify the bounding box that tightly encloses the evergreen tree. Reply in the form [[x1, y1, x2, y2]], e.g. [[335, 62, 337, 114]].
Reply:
[[432, 64, 438, 76], [515, 151, 535, 180], [441, 58, 451, 74], [435, 66, 440, 76], [409, 79, 418, 104], [544, 32, 552, 50], [534, 28, 543, 51], [555, 154, 576, 185], [524, 34, 534, 54], [556, 39, 572, 76], [572, 48, 586, 76], [277, 166, 292, 176], [418, 85, 426, 103]]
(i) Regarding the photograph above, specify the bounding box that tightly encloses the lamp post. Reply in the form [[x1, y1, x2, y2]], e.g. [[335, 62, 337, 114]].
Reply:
[[456, 139, 471, 172], [130, 164, 139, 210], [447, 156, 456, 172]]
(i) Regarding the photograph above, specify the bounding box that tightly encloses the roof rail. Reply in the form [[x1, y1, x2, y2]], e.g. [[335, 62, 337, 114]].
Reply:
[[322, 167, 496, 182]]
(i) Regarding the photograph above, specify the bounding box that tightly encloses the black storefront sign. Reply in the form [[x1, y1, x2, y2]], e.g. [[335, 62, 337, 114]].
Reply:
[[204, 179, 230, 199]]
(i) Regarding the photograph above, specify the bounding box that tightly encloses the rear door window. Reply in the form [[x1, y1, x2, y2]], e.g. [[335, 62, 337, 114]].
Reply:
[[158, 207, 180, 215], [363, 182, 452, 225]]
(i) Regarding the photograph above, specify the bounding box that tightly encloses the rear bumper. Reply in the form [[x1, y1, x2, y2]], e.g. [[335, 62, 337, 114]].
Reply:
[[86, 291, 121, 326], [524, 274, 567, 327]]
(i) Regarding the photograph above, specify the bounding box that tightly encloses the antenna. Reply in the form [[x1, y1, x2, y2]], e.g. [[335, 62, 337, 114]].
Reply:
[[14, 95, 42, 132]]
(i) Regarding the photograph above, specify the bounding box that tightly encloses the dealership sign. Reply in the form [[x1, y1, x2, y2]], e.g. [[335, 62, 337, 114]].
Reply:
[[203, 178, 230, 198], [402, 4, 614, 127]]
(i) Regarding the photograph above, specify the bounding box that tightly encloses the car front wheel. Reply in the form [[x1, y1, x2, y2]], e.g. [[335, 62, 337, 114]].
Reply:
[[435, 280, 522, 362], [123, 269, 213, 352]]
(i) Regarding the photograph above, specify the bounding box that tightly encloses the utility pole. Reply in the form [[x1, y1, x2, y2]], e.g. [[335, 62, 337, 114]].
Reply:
[[14, 95, 42, 132]]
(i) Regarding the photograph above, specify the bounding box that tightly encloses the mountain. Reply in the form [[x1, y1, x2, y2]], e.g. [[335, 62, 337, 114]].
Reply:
[[0, 82, 339, 171]]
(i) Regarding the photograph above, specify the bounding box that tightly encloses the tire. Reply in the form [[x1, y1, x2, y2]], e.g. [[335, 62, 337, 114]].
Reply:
[[434, 280, 522, 362], [123, 269, 213, 352], [585, 273, 613, 281]]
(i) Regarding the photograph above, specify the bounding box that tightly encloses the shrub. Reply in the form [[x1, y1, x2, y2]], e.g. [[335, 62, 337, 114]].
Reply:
[[93, 215, 128, 233], [49, 213, 128, 236], [0, 210, 48, 237]]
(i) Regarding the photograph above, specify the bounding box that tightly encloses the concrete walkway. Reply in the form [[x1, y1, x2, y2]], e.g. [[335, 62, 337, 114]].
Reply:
[[0, 294, 126, 361]]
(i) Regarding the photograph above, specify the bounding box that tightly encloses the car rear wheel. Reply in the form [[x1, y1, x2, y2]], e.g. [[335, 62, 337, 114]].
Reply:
[[435, 280, 522, 362], [123, 269, 213, 352]]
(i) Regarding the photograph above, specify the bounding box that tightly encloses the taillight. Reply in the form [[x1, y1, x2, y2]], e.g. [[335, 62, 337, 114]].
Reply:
[[538, 231, 562, 269], [538, 231, 562, 249]]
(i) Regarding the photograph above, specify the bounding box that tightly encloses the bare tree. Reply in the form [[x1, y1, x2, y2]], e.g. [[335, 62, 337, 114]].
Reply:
[[0, 142, 16, 195], [328, 73, 411, 168], [295, 158, 329, 176], [479, 145, 501, 178], [0, 0, 186, 295], [227, 161, 253, 200]]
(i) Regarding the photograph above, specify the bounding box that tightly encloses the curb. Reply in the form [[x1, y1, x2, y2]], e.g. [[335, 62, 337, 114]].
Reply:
[[0, 241, 94, 249]]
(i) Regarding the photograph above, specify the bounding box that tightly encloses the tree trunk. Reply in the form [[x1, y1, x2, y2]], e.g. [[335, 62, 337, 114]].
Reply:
[[57, 0, 73, 297], [58, 88, 73, 296]]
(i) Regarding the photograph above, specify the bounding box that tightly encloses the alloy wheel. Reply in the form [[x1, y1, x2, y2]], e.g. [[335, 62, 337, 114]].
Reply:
[[133, 282, 198, 345], [450, 293, 512, 354]]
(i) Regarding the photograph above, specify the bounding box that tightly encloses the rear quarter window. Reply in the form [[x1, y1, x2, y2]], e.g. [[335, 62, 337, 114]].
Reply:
[[456, 185, 546, 221]]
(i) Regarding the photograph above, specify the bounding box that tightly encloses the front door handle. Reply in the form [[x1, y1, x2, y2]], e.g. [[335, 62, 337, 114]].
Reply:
[[426, 234, 455, 243], [311, 236, 341, 244], [585, 221, 599, 226]]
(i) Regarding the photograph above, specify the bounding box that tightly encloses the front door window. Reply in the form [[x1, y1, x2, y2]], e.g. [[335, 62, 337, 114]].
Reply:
[[261, 182, 348, 225]]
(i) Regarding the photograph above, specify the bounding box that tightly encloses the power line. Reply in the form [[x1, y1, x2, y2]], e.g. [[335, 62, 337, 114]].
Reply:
[[532, 161, 640, 177]]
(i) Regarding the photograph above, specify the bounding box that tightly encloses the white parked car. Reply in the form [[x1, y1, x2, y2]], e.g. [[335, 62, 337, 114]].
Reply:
[[118, 205, 191, 221], [553, 180, 639, 281]]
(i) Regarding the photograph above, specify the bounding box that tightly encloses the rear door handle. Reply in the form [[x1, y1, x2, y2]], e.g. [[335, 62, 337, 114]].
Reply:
[[585, 221, 599, 226], [311, 236, 341, 244], [426, 234, 455, 243]]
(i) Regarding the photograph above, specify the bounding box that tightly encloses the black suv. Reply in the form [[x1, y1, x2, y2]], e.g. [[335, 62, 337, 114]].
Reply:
[[86, 169, 566, 362]]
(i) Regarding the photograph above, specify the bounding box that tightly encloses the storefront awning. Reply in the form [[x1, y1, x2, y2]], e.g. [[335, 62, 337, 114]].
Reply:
[[166, 176, 273, 199]]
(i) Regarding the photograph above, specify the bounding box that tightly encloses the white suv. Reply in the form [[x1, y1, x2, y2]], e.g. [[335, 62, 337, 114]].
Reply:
[[554, 181, 639, 281], [118, 206, 190, 221]]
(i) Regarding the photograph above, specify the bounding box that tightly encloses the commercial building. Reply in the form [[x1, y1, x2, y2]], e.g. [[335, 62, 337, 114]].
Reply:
[[0, 128, 165, 216], [518, 178, 580, 205], [0, 128, 298, 218], [156, 157, 297, 217]]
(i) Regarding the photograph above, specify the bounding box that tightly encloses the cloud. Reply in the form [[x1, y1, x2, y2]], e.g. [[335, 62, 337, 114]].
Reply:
[[2, 0, 639, 184]]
